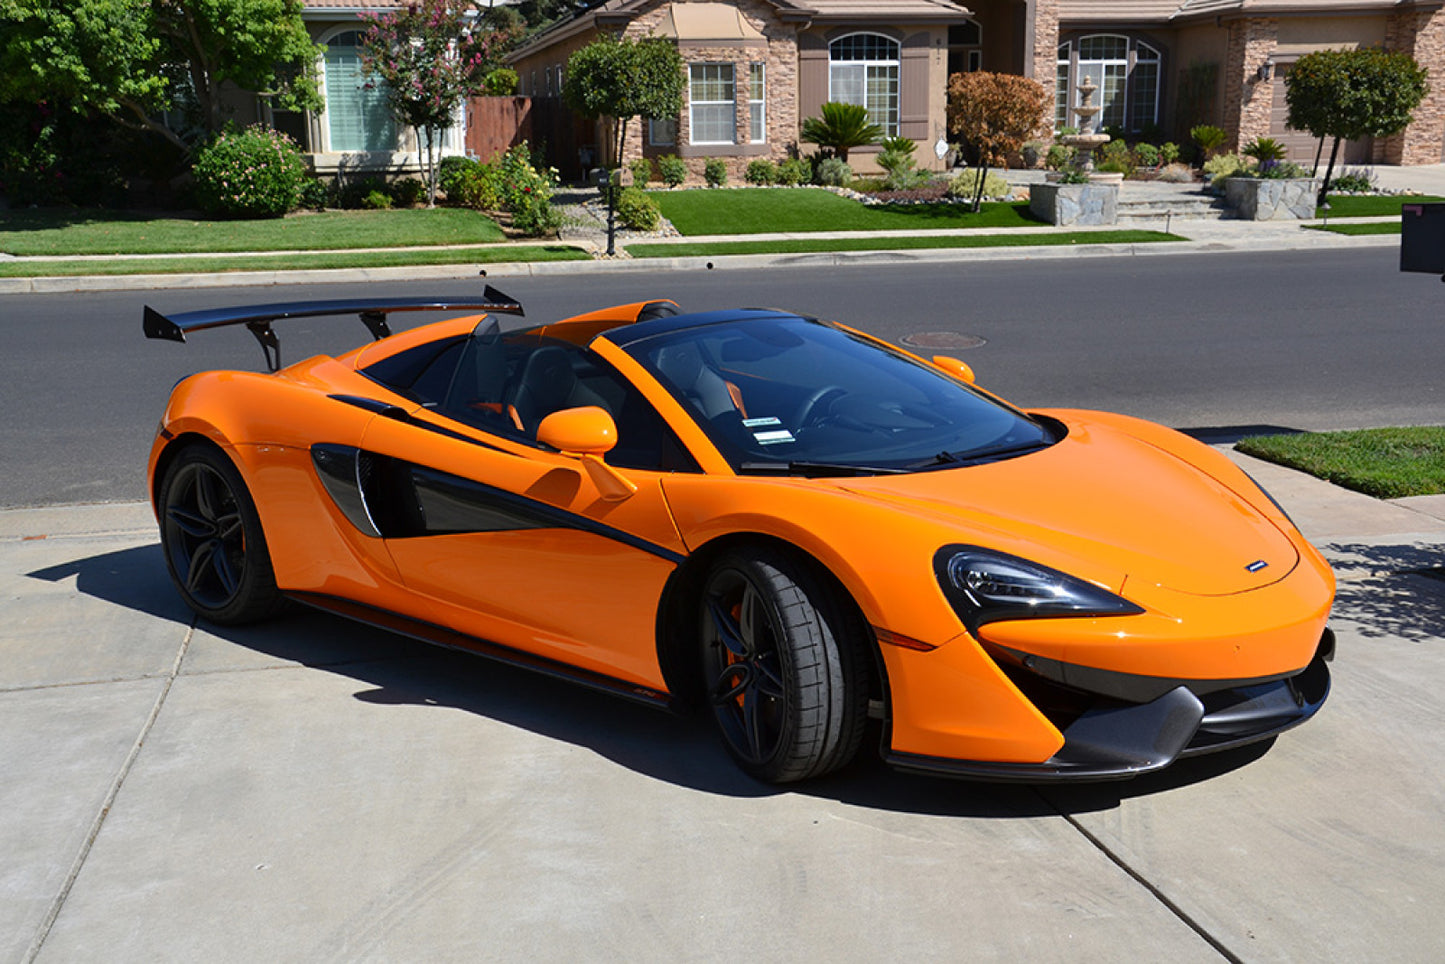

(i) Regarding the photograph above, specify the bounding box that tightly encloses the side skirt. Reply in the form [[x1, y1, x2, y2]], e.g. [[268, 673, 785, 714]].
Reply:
[[286, 590, 676, 712]]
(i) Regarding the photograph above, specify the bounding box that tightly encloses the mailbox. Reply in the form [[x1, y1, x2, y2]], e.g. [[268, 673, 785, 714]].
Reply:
[[1400, 202, 1445, 273]]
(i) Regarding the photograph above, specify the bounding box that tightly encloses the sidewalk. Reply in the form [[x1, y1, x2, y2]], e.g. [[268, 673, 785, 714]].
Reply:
[[4, 165, 1440, 295], [4, 451, 1445, 961]]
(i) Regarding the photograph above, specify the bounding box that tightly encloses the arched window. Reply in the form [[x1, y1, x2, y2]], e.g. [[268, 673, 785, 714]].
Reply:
[[829, 33, 899, 136], [322, 30, 399, 152], [1055, 35, 1161, 133]]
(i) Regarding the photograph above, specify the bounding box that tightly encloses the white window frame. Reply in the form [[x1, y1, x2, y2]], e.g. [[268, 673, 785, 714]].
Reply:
[[689, 63, 736, 145], [749, 62, 766, 144], [1056, 35, 1161, 133], [828, 33, 899, 137], [319, 28, 400, 153]]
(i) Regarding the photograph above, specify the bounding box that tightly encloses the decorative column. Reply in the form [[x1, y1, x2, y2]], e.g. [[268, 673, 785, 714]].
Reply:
[[1378, 8, 1445, 165], [1222, 17, 1277, 151]]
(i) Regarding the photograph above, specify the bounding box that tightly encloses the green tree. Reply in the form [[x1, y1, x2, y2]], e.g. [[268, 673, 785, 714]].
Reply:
[[360, 0, 516, 205], [1286, 47, 1429, 203], [563, 36, 684, 169], [946, 71, 1049, 212], [0, 0, 321, 152], [800, 101, 883, 163]]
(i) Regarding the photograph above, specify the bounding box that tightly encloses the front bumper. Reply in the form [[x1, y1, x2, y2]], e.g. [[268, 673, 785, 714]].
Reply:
[[885, 629, 1333, 782]]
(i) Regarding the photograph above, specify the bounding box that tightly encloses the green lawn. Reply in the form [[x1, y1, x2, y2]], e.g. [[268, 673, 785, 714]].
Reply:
[[1317, 194, 1445, 218], [0, 207, 506, 256], [648, 187, 1041, 235], [0, 245, 588, 277], [1237, 426, 1445, 498], [627, 230, 1178, 258], [1307, 221, 1400, 236]]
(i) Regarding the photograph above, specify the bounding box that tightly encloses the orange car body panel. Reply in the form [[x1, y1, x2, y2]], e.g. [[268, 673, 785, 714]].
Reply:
[[148, 305, 1335, 770]]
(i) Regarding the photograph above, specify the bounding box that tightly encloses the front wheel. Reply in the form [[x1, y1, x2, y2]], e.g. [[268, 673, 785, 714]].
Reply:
[[699, 548, 868, 783], [158, 444, 283, 625]]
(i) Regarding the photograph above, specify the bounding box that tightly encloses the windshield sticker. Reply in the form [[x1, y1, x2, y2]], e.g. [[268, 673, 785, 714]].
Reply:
[[742, 416, 782, 428], [753, 429, 795, 446]]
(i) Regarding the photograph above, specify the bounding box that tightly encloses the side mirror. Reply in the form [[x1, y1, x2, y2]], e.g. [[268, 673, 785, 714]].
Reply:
[[537, 406, 617, 455], [536, 406, 636, 501], [932, 355, 975, 384]]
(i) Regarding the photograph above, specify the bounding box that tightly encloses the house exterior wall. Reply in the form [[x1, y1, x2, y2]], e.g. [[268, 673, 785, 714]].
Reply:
[[1379, 7, 1445, 164], [1222, 17, 1278, 151]]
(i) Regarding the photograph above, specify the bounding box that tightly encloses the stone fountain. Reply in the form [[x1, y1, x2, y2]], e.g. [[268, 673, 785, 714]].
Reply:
[[1055, 75, 1118, 183]]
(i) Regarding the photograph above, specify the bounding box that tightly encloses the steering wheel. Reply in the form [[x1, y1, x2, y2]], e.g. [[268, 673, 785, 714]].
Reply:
[[792, 385, 848, 431]]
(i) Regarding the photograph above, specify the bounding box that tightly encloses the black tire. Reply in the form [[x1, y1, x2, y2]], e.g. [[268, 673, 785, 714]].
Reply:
[[699, 548, 868, 783], [158, 444, 283, 625]]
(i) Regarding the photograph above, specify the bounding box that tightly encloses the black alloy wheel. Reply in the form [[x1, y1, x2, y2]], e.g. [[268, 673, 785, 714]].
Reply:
[[700, 548, 868, 783], [159, 445, 282, 624]]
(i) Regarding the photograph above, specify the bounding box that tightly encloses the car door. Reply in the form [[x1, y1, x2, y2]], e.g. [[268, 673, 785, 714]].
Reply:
[[354, 326, 697, 693]]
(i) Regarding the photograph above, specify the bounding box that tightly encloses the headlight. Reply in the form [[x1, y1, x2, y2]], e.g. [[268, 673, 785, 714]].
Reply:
[[933, 545, 1143, 632]]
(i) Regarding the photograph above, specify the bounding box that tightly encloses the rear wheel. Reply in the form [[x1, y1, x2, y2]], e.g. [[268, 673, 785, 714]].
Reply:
[[159, 445, 282, 624], [699, 548, 867, 783]]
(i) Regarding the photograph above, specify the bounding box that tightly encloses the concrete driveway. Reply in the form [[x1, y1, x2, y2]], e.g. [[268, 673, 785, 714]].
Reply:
[[5, 453, 1445, 963]]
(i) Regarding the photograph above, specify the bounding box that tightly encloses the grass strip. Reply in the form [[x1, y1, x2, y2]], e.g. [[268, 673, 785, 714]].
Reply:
[[0, 208, 505, 256], [1317, 194, 1445, 218], [1237, 426, 1445, 498], [649, 187, 1042, 234], [626, 231, 1180, 258], [1306, 221, 1400, 236], [0, 245, 588, 278]]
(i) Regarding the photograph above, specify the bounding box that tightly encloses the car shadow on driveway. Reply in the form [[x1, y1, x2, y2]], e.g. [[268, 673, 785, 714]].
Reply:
[[28, 542, 1287, 817]]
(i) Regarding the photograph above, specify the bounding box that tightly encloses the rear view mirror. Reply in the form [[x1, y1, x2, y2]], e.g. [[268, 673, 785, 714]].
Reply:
[[932, 355, 976, 384]]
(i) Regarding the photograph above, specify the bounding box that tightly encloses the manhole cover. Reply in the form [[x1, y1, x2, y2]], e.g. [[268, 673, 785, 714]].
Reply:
[[900, 331, 986, 350]]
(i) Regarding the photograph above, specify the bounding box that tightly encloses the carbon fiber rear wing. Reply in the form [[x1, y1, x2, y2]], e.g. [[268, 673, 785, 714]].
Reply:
[[143, 285, 525, 372]]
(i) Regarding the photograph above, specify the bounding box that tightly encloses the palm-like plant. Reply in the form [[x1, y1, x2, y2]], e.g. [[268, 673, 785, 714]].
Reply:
[[801, 102, 883, 163]]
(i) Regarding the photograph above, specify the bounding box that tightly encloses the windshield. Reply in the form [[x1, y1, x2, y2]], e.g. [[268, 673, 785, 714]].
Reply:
[[621, 315, 1057, 475]]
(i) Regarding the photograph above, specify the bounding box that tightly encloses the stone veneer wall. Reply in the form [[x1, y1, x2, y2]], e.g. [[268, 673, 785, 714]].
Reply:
[[1222, 17, 1278, 152], [623, 0, 798, 183], [1031, 0, 1059, 93], [1378, 8, 1445, 165]]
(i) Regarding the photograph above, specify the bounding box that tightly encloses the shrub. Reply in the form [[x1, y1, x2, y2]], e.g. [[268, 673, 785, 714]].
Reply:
[[745, 158, 777, 185], [946, 169, 1010, 200], [439, 155, 478, 198], [877, 137, 930, 189], [1159, 142, 1181, 166], [498, 143, 560, 234], [1133, 143, 1160, 168], [800, 101, 882, 162], [1155, 162, 1195, 183], [191, 125, 308, 218], [298, 176, 331, 210], [390, 177, 425, 207], [704, 157, 727, 187], [814, 157, 851, 186], [361, 189, 393, 209], [629, 157, 653, 187], [657, 154, 687, 187], [1203, 151, 1247, 186], [1252, 159, 1308, 179], [453, 162, 503, 210], [1098, 140, 1135, 177], [482, 68, 518, 96], [1191, 124, 1228, 159], [1331, 167, 1377, 193], [1045, 143, 1074, 170], [1243, 137, 1288, 163], [776, 157, 810, 186], [615, 186, 661, 230]]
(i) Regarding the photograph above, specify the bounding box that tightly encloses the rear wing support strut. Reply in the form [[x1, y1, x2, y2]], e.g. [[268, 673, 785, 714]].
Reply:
[[143, 285, 525, 372]]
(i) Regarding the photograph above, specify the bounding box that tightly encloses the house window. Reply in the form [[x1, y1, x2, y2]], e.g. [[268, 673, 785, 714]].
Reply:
[[829, 33, 899, 136], [690, 63, 736, 145], [749, 63, 766, 143], [649, 117, 677, 146], [322, 30, 399, 152], [1056, 35, 1161, 133]]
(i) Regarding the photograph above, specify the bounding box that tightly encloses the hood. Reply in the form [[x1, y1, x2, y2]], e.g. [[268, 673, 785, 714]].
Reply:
[[837, 416, 1298, 597]]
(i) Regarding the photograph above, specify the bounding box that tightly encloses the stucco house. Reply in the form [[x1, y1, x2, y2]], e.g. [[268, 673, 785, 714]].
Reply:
[[509, 0, 1445, 177]]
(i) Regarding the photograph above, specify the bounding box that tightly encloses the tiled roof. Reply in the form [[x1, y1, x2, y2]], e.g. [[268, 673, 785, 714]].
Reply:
[[1060, 0, 1422, 23]]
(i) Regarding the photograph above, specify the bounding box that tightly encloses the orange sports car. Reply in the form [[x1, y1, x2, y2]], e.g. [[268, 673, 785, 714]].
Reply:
[[144, 289, 1334, 783]]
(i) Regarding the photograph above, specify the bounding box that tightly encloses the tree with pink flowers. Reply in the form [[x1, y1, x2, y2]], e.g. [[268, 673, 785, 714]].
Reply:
[[360, 0, 517, 205]]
